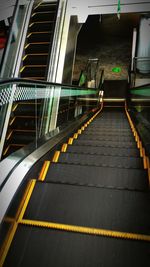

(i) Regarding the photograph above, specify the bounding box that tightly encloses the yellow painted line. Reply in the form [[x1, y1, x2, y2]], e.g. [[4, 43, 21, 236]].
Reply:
[[148, 165, 150, 187], [0, 222, 18, 267], [15, 180, 36, 220], [22, 55, 28, 60], [23, 53, 48, 58], [27, 33, 32, 38], [21, 65, 46, 69], [29, 21, 52, 26], [38, 161, 50, 181], [61, 143, 68, 152], [68, 138, 73, 145], [27, 32, 50, 37], [3, 146, 10, 156], [143, 156, 148, 169], [25, 42, 49, 49], [78, 129, 82, 134], [18, 180, 36, 222], [33, 1, 42, 10], [25, 43, 30, 49], [19, 219, 150, 242], [6, 131, 13, 140], [52, 151, 60, 163], [20, 66, 26, 73], [73, 133, 78, 139], [32, 11, 55, 16], [12, 103, 18, 111]]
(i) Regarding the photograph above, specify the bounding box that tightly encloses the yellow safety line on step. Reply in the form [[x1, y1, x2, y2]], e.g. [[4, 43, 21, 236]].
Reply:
[[38, 161, 51, 181], [23, 53, 48, 60], [0, 180, 39, 265], [61, 143, 68, 152], [73, 133, 78, 139], [27, 32, 50, 38], [78, 129, 82, 134], [68, 138, 73, 145], [147, 157, 150, 186], [29, 21, 53, 27], [52, 151, 60, 163], [33, 1, 42, 10], [18, 180, 36, 222], [32, 11, 55, 16], [143, 156, 148, 169], [19, 219, 150, 242], [0, 222, 18, 267]]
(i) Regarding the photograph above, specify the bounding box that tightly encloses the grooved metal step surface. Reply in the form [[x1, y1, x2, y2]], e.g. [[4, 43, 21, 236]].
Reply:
[[25, 43, 50, 53], [73, 139, 137, 148], [82, 130, 133, 136], [29, 21, 54, 31], [23, 182, 150, 235], [45, 163, 148, 191], [87, 125, 131, 130], [4, 226, 149, 267], [78, 134, 134, 142], [58, 153, 143, 169], [67, 145, 140, 157]]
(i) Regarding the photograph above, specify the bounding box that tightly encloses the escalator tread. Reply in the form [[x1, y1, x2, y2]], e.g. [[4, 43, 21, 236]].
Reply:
[[73, 139, 137, 148], [58, 152, 143, 169], [23, 182, 150, 235], [66, 145, 140, 157], [45, 163, 148, 191], [4, 225, 149, 267]]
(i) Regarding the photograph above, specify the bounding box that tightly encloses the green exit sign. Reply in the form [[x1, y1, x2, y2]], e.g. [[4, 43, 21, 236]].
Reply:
[[112, 67, 122, 73]]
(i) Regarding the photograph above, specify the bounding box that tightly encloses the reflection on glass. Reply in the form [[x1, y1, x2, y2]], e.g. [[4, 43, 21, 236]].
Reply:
[[0, 81, 100, 159]]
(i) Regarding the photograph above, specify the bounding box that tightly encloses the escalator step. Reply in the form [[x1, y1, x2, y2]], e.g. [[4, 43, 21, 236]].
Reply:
[[13, 102, 41, 115], [58, 153, 143, 169], [89, 122, 130, 127], [20, 66, 46, 76], [35, 3, 57, 12], [78, 134, 134, 142], [73, 139, 137, 148], [25, 43, 50, 53], [23, 182, 150, 235], [6, 132, 35, 144], [87, 125, 131, 131], [87, 125, 131, 130], [4, 225, 149, 267], [31, 11, 56, 22], [27, 32, 52, 43], [29, 21, 54, 32], [45, 163, 148, 191], [9, 116, 40, 129], [23, 54, 48, 65], [67, 145, 140, 157], [83, 130, 133, 137]]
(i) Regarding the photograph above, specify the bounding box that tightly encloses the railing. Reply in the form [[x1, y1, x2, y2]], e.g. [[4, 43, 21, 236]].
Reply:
[[127, 83, 150, 157], [0, 0, 35, 79], [130, 57, 150, 87], [78, 59, 104, 89], [0, 78, 100, 160]]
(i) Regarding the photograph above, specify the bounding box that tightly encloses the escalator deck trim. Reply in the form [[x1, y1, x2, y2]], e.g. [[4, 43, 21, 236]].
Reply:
[[19, 219, 150, 242]]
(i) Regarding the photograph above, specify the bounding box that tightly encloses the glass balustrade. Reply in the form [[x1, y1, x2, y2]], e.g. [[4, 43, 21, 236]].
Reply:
[[0, 79, 100, 160], [128, 83, 150, 155]]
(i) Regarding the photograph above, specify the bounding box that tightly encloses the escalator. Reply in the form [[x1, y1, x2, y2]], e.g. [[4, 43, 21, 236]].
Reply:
[[2, 1, 59, 158], [0, 101, 150, 266], [20, 1, 58, 80]]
